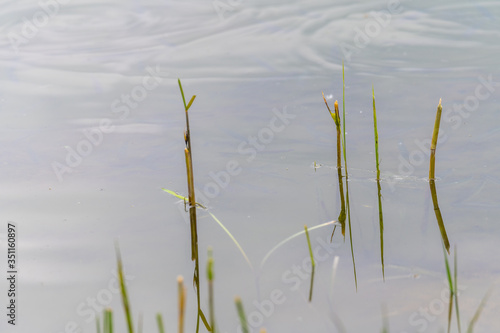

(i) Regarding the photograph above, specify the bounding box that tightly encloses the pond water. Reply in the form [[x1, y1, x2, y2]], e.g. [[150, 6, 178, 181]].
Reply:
[[1, 0, 499, 332]]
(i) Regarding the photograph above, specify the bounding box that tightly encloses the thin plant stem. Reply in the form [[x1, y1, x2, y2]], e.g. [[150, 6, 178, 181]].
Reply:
[[341, 61, 357, 290], [304, 225, 316, 302], [373, 86, 385, 280], [235, 297, 249, 333], [321, 94, 346, 239], [429, 99, 443, 180], [430, 180, 450, 253], [156, 313, 165, 333], [115, 243, 134, 333]]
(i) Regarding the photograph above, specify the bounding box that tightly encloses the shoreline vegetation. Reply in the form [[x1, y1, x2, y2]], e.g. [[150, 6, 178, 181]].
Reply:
[[96, 76, 491, 333]]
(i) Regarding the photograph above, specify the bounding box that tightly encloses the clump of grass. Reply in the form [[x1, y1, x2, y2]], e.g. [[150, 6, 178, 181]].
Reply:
[[372, 86, 385, 280], [321, 61, 356, 290], [304, 225, 315, 302], [235, 297, 249, 333]]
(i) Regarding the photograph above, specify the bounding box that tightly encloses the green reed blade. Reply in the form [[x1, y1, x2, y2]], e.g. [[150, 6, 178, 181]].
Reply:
[[260, 221, 336, 269], [115, 243, 134, 333], [156, 313, 165, 333], [235, 297, 249, 333], [304, 225, 316, 302], [429, 99, 443, 180]]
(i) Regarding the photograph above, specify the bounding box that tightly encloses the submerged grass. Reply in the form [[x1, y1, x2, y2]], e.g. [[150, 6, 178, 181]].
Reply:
[[304, 225, 316, 302]]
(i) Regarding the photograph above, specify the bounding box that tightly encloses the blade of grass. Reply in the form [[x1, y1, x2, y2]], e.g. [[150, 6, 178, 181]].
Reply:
[[156, 314, 165, 333], [429, 99, 443, 180], [115, 243, 134, 333], [235, 297, 249, 333], [260, 221, 336, 269], [304, 225, 316, 302], [373, 86, 385, 281], [322, 94, 346, 240], [442, 243, 454, 333], [341, 61, 357, 291], [467, 287, 493, 333], [161, 188, 252, 272]]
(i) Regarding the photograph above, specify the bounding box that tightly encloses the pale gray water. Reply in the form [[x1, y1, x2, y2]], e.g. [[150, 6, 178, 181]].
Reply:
[[1, 0, 500, 332]]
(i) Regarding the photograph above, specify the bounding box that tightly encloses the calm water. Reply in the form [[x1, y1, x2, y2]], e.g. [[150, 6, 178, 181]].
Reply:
[[1, 0, 499, 332]]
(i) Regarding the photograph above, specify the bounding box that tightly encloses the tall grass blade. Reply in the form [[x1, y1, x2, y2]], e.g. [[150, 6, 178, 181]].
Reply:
[[304, 225, 316, 302], [115, 243, 134, 333], [235, 297, 249, 333], [341, 61, 357, 291], [156, 314, 165, 333], [373, 86, 385, 280], [322, 95, 346, 239], [178, 79, 205, 333], [429, 99, 443, 180]]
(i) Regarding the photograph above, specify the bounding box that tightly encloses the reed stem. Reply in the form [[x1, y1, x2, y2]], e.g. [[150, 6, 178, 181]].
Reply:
[[429, 99, 443, 180]]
